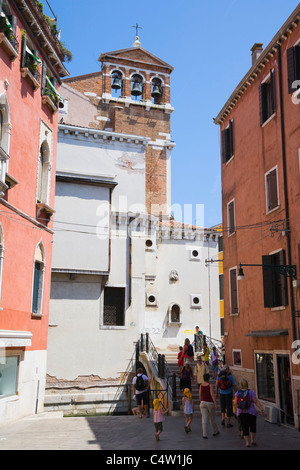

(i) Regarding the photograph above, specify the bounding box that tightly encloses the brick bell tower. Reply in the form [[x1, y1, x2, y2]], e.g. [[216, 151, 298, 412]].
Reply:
[[97, 35, 175, 216]]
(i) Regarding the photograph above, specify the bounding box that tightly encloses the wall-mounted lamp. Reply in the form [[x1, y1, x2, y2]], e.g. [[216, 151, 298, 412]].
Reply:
[[237, 262, 297, 281]]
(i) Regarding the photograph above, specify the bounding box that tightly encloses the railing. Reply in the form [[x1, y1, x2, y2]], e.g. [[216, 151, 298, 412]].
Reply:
[[0, 17, 19, 52], [136, 333, 175, 408], [194, 333, 224, 368]]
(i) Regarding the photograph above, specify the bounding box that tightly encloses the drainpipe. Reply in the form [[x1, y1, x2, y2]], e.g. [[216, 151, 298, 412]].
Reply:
[[277, 43, 297, 341]]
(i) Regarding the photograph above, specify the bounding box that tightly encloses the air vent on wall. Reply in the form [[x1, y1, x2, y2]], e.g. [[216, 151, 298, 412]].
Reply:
[[146, 292, 158, 307], [190, 294, 202, 309], [189, 248, 201, 261]]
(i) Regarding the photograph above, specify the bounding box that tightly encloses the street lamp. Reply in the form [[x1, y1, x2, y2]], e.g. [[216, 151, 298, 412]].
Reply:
[[237, 262, 297, 281]]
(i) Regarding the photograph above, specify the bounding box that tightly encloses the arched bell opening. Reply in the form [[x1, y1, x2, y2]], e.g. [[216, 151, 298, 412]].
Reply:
[[111, 70, 123, 98], [131, 73, 144, 101], [151, 78, 163, 105]]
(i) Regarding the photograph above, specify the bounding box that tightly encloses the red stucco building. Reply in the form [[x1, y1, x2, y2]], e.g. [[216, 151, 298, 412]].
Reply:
[[215, 4, 300, 428], [0, 0, 68, 423]]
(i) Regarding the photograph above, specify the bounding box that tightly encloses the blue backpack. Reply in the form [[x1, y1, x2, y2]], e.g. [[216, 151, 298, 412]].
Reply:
[[236, 389, 251, 409]]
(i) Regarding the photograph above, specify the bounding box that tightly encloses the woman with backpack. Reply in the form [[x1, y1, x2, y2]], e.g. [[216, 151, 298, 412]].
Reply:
[[234, 379, 266, 447], [180, 363, 193, 391], [182, 338, 194, 366]]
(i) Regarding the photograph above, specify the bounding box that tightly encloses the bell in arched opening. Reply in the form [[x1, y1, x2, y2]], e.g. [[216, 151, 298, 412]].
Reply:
[[131, 74, 143, 98], [111, 77, 121, 90], [151, 84, 161, 99], [111, 72, 122, 95], [151, 79, 162, 104], [131, 81, 142, 96]]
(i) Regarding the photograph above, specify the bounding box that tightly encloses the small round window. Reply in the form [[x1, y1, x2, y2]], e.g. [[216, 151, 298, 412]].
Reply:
[[145, 239, 153, 248], [148, 295, 156, 303]]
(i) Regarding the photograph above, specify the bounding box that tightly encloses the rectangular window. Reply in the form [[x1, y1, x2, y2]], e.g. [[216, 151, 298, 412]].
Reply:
[[287, 45, 300, 94], [219, 274, 224, 300], [233, 350, 242, 367], [218, 235, 223, 253], [262, 250, 288, 308], [103, 287, 125, 326], [0, 355, 19, 398], [229, 267, 239, 314], [255, 353, 275, 402], [265, 167, 279, 212], [227, 199, 235, 236], [221, 120, 234, 163], [259, 70, 276, 125]]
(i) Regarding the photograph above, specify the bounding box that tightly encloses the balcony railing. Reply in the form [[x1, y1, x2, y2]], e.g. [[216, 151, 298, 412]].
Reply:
[[21, 54, 41, 89], [0, 17, 19, 58]]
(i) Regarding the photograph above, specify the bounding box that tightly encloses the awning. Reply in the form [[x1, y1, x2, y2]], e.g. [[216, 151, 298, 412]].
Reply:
[[0, 330, 32, 347], [245, 329, 288, 337]]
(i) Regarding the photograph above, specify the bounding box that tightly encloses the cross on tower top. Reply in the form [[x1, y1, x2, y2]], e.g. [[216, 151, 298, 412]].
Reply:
[[131, 23, 143, 38]]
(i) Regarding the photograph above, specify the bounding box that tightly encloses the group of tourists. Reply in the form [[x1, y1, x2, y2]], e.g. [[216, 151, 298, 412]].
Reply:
[[132, 335, 266, 447]]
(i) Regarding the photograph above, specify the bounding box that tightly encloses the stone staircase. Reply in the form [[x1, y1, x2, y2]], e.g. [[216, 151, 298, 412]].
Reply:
[[163, 352, 219, 416]]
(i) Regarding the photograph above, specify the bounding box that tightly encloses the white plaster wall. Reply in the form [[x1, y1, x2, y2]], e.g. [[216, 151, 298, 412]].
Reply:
[[144, 238, 221, 350], [57, 133, 146, 212], [52, 182, 110, 272]]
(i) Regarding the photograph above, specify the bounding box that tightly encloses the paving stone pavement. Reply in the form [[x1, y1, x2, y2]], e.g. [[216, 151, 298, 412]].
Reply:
[[0, 412, 299, 451]]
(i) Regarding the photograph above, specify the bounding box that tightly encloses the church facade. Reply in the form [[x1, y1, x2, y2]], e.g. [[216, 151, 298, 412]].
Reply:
[[46, 37, 221, 408]]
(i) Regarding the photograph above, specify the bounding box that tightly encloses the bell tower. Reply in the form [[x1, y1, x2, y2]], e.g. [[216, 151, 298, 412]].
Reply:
[[97, 36, 175, 216]]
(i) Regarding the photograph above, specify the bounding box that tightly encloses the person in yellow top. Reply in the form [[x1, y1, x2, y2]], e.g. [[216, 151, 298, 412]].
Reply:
[[194, 355, 209, 389], [203, 343, 210, 365]]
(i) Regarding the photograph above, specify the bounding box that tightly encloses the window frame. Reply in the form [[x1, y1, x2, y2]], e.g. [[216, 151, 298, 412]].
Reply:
[[255, 352, 275, 403], [259, 70, 276, 126], [287, 42, 300, 94], [31, 242, 45, 317], [262, 249, 288, 309], [265, 165, 279, 214], [229, 266, 239, 315], [227, 198, 235, 237], [0, 353, 20, 399], [221, 119, 234, 164], [102, 285, 126, 328]]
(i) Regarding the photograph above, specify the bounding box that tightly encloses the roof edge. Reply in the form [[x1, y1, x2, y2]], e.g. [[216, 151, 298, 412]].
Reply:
[[214, 4, 300, 125]]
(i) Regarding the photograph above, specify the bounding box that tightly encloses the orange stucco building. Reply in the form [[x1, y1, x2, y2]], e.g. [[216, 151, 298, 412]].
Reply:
[[0, 0, 68, 424], [215, 5, 300, 428]]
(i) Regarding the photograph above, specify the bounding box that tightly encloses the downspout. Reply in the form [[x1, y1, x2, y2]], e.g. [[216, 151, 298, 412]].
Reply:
[[277, 43, 297, 341]]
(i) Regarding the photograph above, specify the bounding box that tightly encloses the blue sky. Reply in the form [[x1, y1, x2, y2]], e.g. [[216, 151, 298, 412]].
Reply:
[[45, 0, 300, 227]]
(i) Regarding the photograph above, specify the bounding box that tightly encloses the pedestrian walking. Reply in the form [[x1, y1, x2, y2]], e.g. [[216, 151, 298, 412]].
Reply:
[[199, 373, 219, 439], [193, 326, 203, 352], [216, 365, 236, 428], [132, 368, 150, 418], [177, 346, 184, 374], [153, 399, 168, 441], [182, 388, 194, 433], [234, 379, 266, 447], [210, 346, 219, 379], [194, 354, 209, 389], [203, 342, 210, 366], [182, 338, 194, 366], [180, 363, 193, 391]]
